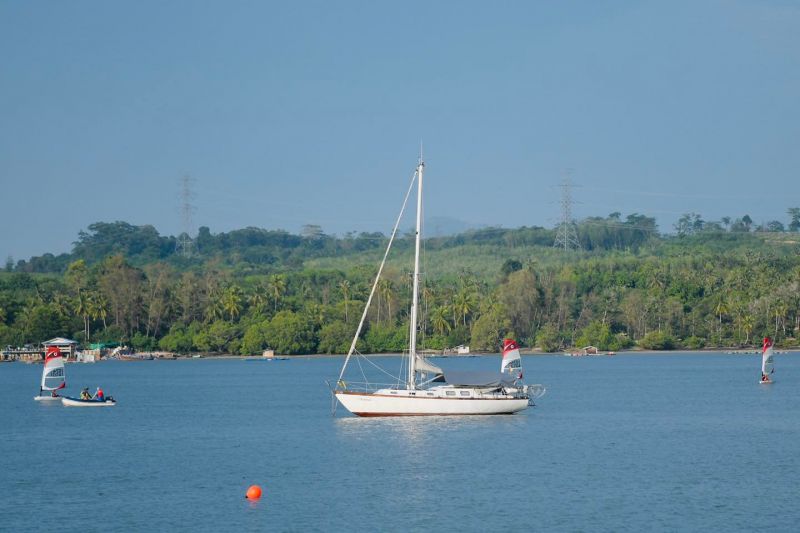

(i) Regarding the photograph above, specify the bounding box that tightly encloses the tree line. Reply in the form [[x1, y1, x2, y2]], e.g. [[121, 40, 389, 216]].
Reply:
[[2, 210, 800, 354]]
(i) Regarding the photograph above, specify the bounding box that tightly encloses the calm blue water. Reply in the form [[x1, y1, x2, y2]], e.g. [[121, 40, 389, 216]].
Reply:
[[1, 353, 799, 532]]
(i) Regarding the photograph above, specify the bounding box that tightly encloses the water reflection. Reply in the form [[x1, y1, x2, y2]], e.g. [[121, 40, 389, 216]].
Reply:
[[333, 412, 530, 444]]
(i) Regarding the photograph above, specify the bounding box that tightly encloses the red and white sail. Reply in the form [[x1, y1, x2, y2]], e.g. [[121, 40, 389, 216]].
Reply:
[[761, 337, 775, 380], [501, 338, 522, 376], [41, 346, 66, 391]]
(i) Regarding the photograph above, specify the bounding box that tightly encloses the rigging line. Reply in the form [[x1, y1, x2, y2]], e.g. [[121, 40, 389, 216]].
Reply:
[[354, 350, 403, 382], [354, 352, 369, 389], [369, 355, 404, 382], [337, 167, 419, 384], [397, 349, 410, 388]]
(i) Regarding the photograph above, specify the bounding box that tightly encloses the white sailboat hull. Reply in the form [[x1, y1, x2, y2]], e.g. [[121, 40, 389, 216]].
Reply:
[[33, 395, 62, 402], [335, 391, 529, 416]]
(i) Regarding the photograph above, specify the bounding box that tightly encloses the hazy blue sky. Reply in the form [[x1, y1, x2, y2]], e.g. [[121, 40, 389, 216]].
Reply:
[[2, 0, 799, 260]]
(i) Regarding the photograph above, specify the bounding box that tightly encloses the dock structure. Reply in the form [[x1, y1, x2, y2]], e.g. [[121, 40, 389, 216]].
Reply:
[[1, 347, 45, 362], [43, 337, 78, 360], [2, 337, 80, 362]]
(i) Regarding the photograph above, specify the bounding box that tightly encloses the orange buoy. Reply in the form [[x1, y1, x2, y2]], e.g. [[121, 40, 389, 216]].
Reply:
[[246, 485, 262, 500]]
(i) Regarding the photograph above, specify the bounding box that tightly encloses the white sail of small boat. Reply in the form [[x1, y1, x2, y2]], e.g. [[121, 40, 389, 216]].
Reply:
[[34, 346, 66, 401], [760, 336, 775, 384], [501, 338, 522, 376], [332, 156, 544, 416]]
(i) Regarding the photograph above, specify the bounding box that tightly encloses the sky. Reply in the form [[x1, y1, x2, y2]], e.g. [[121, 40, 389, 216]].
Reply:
[[1, 0, 799, 261]]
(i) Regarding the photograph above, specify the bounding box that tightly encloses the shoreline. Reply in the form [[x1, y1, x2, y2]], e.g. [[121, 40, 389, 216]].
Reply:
[[138, 348, 798, 360], [11, 347, 792, 364]]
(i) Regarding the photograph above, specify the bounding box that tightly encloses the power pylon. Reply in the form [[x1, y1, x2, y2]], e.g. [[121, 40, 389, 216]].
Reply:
[[176, 175, 196, 257], [553, 173, 581, 251]]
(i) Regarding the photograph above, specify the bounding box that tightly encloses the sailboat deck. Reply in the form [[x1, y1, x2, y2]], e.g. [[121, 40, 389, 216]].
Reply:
[[338, 386, 528, 400]]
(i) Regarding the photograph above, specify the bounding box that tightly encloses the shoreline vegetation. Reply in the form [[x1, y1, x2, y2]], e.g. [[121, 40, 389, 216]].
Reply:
[[6, 348, 790, 364], [3, 215, 800, 358], [31, 347, 799, 362], [181, 348, 795, 358]]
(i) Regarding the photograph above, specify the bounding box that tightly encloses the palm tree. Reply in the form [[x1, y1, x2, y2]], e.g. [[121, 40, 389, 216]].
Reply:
[[714, 298, 729, 342], [431, 306, 452, 336], [18, 303, 36, 340], [421, 282, 435, 334], [401, 269, 414, 295], [86, 292, 102, 341], [299, 281, 313, 301], [453, 288, 477, 326], [305, 302, 326, 329], [338, 280, 351, 323], [248, 284, 268, 315], [205, 289, 225, 322], [51, 292, 72, 320], [267, 274, 286, 312], [773, 301, 788, 336], [94, 292, 109, 330], [75, 292, 90, 341], [741, 313, 755, 344], [378, 279, 395, 324], [421, 282, 435, 307], [222, 286, 243, 321]]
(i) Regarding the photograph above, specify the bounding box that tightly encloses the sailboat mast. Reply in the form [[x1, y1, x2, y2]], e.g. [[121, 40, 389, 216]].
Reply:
[[407, 159, 424, 389]]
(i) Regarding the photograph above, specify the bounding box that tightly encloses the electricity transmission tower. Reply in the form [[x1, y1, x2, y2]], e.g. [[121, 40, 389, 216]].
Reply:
[[553, 173, 581, 251], [176, 175, 196, 257]]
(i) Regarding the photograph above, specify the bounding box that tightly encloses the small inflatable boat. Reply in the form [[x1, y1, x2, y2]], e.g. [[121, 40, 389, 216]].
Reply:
[[61, 396, 116, 407]]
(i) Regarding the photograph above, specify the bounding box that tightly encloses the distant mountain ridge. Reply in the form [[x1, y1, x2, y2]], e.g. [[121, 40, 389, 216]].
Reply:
[[11, 212, 797, 276]]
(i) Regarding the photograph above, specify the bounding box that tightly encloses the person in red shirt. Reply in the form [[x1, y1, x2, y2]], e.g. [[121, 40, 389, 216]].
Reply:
[[94, 387, 105, 401]]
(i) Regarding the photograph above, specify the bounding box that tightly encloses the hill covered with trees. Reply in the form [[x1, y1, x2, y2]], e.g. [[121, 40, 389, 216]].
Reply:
[[2, 208, 800, 354]]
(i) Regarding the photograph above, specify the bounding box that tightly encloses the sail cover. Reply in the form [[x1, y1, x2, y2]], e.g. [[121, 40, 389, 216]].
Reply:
[[762, 337, 774, 375], [501, 338, 522, 373], [415, 356, 443, 375], [41, 346, 66, 391]]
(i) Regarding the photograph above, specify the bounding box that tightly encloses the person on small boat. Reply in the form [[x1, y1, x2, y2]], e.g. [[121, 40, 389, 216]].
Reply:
[[94, 387, 105, 401], [80, 388, 91, 400]]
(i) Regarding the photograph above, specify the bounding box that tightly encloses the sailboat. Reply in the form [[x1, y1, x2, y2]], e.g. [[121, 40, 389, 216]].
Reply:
[[759, 336, 775, 385], [332, 157, 544, 416], [34, 346, 66, 401]]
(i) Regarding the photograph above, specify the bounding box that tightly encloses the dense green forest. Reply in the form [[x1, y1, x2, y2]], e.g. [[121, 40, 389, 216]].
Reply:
[[3, 208, 800, 354]]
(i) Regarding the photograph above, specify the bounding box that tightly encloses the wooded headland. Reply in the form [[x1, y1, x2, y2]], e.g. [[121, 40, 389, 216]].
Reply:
[[3, 210, 800, 354]]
